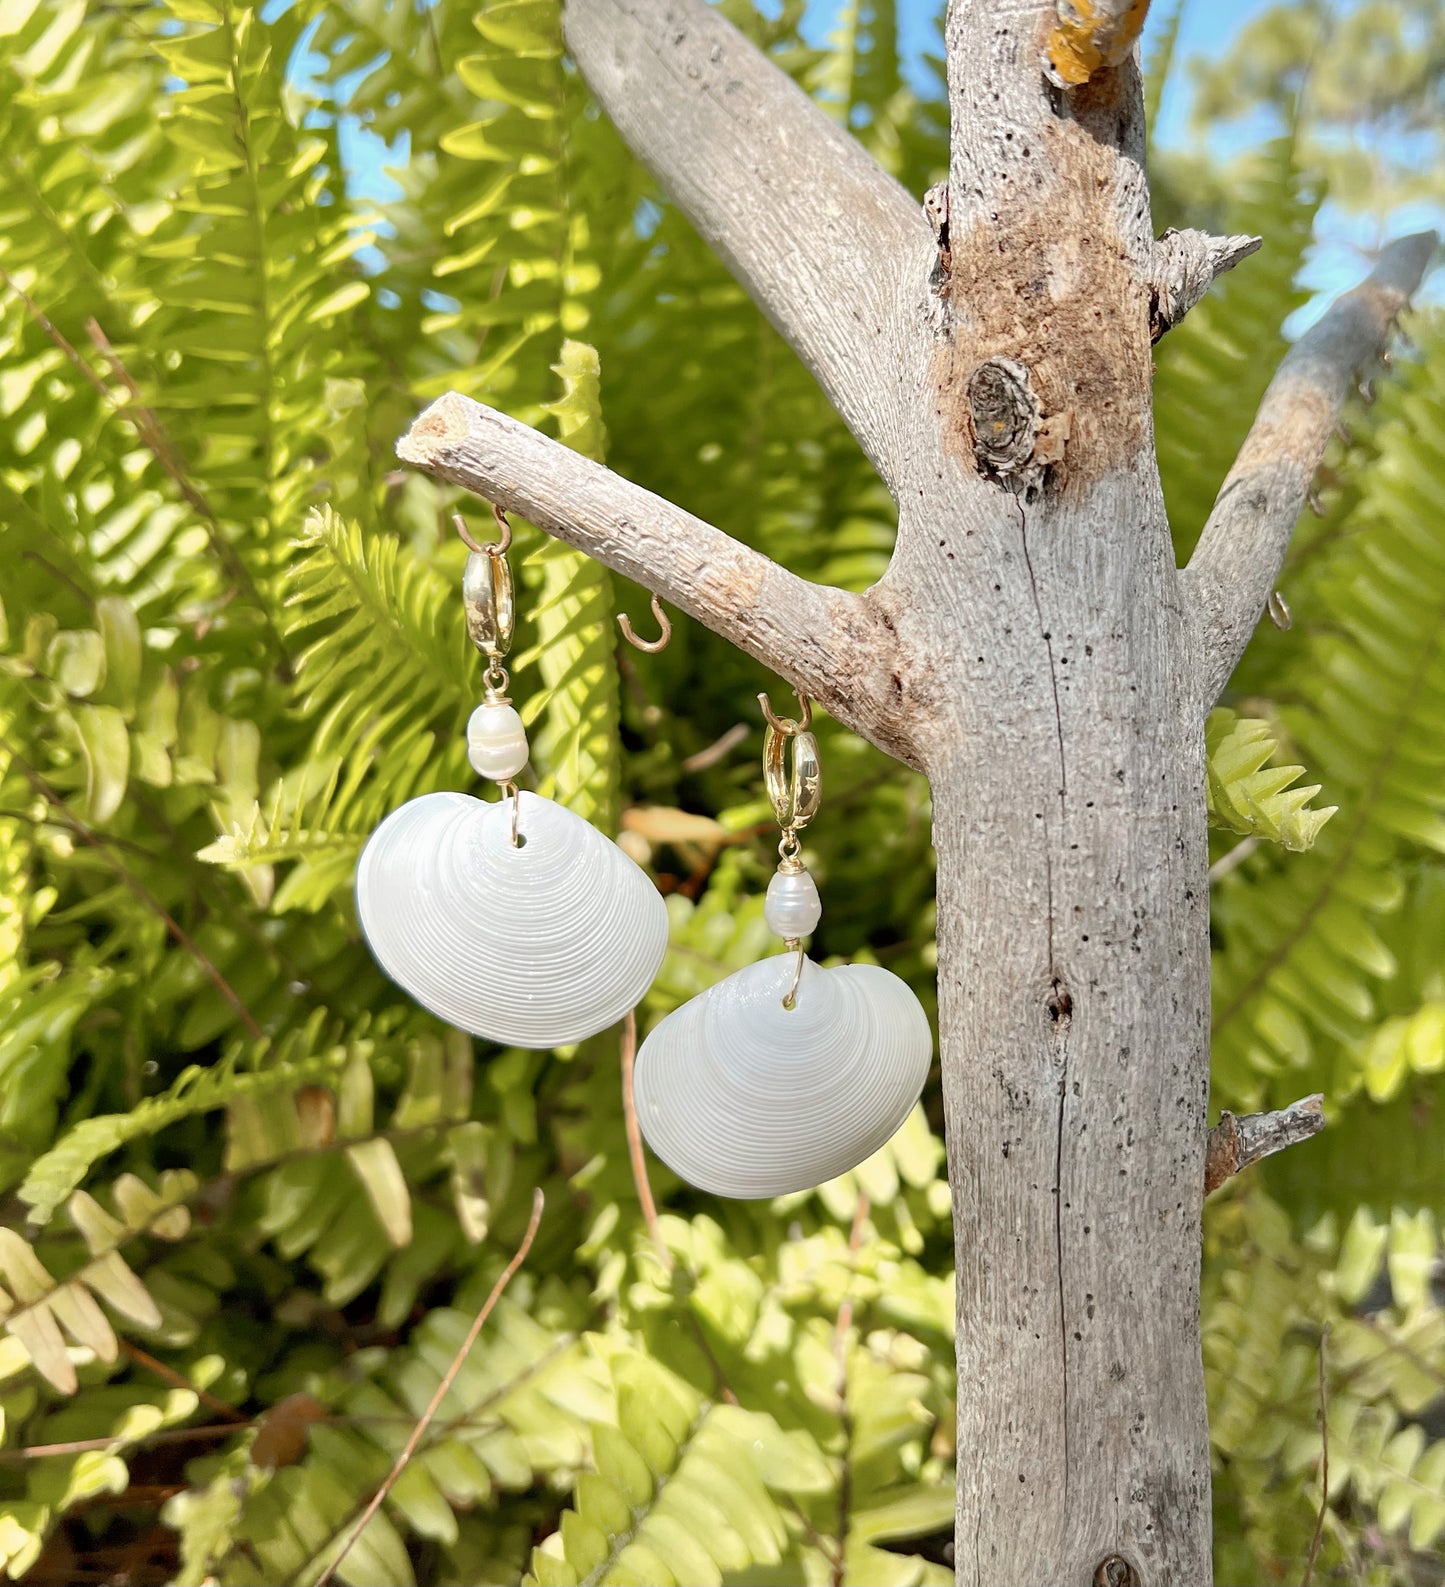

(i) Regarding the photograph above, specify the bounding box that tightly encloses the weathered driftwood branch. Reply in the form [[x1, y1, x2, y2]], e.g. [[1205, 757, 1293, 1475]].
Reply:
[[1148, 229, 1261, 342], [1045, 0, 1152, 86], [1204, 1094, 1325, 1195], [1182, 231, 1437, 705], [397, 393, 919, 765], [562, 0, 931, 482], [400, 0, 1418, 1578]]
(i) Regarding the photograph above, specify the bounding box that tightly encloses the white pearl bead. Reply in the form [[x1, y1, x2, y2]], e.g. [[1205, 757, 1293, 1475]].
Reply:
[[467, 702, 529, 780], [764, 866, 821, 939]]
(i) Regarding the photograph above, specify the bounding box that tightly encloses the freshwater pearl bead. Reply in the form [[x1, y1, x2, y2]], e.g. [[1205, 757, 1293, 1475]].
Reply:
[[467, 702, 529, 780], [764, 866, 821, 939]]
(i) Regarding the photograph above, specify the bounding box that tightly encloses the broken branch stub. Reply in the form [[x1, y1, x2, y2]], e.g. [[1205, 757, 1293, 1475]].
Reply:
[[1204, 1094, 1325, 1195], [1148, 229, 1262, 343]]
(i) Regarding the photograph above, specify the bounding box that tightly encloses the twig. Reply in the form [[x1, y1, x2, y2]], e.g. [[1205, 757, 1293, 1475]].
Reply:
[[0, 1423, 243, 1462], [82, 320, 282, 653], [121, 1341, 247, 1424], [620, 1009, 671, 1269], [0, 737, 266, 1043], [830, 1193, 868, 1587], [1, 276, 287, 667], [679, 722, 749, 773], [315, 1188, 544, 1587], [1205, 1095, 1325, 1194], [1148, 229, 1261, 342], [0, 271, 112, 402], [562, 0, 925, 475], [1301, 1327, 1329, 1587], [833, 1192, 870, 1380], [1208, 834, 1260, 885]]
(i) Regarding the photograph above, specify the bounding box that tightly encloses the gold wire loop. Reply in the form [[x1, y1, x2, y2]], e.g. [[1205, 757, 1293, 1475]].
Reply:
[[498, 778, 522, 848], [452, 511, 483, 553], [463, 545, 515, 664], [760, 690, 821, 1011], [617, 592, 672, 653], [781, 938, 805, 1011]]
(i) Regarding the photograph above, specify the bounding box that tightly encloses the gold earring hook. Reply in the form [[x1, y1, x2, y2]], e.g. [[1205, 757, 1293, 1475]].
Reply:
[[617, 592, 672, 653], [452, 502, 512, 557], [757, 688, 812, 735]]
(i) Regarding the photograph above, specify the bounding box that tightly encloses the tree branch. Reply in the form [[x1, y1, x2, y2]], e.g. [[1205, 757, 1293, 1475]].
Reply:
[[1204, 1093, 1324, 1195], [397, 394, 917, 765], [1182, 231, 1437, 704], [561, 0, 930, 484]]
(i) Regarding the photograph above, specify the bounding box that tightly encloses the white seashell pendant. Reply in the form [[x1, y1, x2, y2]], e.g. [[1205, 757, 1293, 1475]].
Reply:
[[355, 789, 670, 1048], [634, 953, 932, 1198]]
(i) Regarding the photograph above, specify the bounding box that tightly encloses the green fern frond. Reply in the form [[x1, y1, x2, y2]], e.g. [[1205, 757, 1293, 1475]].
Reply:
[[1210, 327, 1445, 1110], [1207, 708, 1336, 850], [0, 1170, 195, 1394], [1154, 133, 1318, 563], [258, 506, 474, 891], [526, 1352, 829, 1587], [17, 1010, 351, 1223]]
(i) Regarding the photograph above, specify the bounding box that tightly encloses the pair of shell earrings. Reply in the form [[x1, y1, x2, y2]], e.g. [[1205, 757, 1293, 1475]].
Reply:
[[355, 510, 931, 1198]]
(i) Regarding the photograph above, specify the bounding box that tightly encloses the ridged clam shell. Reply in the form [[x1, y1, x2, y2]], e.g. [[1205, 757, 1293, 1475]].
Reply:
[[356, 790, 669, 1047], [634, 954, 932, 1198]]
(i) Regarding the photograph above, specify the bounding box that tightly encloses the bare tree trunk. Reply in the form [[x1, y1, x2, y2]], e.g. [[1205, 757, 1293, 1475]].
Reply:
[[398, 1, 1434, 1579], [910, 13, 1214, 1579]]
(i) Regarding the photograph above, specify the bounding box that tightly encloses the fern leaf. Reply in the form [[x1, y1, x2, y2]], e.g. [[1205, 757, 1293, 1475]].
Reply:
[[0, 1172, 193, 1394], [1206, 708, 1336, 850], [1210, 327, 1445, 1110], [1154, 132, 1318, 562]]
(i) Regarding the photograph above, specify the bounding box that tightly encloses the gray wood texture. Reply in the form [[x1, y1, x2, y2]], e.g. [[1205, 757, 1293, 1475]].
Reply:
[[398, 0, 1436, 1578]]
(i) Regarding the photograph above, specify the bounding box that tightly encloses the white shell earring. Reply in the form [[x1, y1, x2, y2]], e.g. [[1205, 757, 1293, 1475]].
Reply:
[[635, 691, 932, 1197], [355, 507, 670, 1048]]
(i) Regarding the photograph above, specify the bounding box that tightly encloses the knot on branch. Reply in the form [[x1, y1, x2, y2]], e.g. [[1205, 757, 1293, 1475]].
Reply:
[[965, 358, 1069, 495], [1149, 229, 1262, 342], [1045, 0, 1151, 88], [1204, 1093, 1324, 1195]]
